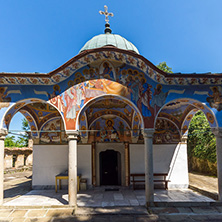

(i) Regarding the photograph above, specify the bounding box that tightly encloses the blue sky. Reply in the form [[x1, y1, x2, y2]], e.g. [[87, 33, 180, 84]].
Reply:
[[2, 0, 222, 132]]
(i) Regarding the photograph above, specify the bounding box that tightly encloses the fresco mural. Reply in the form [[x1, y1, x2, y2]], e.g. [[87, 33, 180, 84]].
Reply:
[[45, 61, 171, 129], [1, 48, 222, 134], [78, 96, 142, 143], [39, 118, 67, 144], [88, 117, 131, 143], [207, 86, 222, 111], [153, 118, 180, 144], [134, 118, 180, 144], [1, 50, 222, 87], [48, 79, 131, 130], [158, 99, 217, 136]]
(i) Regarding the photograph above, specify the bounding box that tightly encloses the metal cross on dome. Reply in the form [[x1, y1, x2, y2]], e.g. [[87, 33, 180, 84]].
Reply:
[[99, 5, 114, 24]]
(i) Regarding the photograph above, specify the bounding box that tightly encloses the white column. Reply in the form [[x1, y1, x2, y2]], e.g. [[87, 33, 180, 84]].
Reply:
[[142, 128, 155, 207], [67, 132, 78, 206], [0, 130, 7, 205], [212, 128, 222, 201]]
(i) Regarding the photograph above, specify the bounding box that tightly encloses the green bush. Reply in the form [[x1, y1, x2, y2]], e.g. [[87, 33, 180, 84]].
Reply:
[[188, 111, 216, 164]]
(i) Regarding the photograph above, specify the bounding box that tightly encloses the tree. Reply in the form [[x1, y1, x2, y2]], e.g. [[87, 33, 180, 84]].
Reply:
[[4, 135, 16, 147], [188, 111, 216, 163], [157, 62, 173, 73], [17, 118, 30, 147], [4, 118, 30, 148]]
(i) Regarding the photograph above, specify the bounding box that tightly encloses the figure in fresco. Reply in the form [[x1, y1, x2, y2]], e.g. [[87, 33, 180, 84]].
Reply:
[[64, 86, 77, 119], [0, 87, 11, 110], [118, 121, 124, 136], [89, 68, 97, 79], [130, 76, 140, 104], [100, 119, 120, 142], [40, 121, 61, 144], [47, 123, 59, 142], [119, 70, 127, 84], [83, 69, 90, 80], [137, 78, 152, 117], [100, 62, 114, 80], [207, 86, 222, 111], [153, 119, 180, 144], [151, 84, 168, 115], [95, 121, 101, 138], [48, 85, 64, 113], [76, 83, 85, 109], [0, 87, 11, 102]]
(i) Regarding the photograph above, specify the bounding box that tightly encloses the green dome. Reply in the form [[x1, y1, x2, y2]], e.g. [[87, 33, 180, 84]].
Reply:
[[79, 33, 139, 54]]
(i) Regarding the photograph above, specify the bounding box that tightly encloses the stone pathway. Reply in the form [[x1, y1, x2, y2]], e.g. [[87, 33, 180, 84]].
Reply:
[[1, 206, 222, 221], [2, 170, 221, 221], [4, 188, 214, 207]]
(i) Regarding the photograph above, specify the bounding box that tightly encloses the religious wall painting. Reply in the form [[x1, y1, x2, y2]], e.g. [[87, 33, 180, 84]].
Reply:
[[87, 117, 131, 143], [48, 84, 64, 114], [0, 87, 23, 112], [134, 118, 180, 144], [39, 118, 67, 144], [19, 110, 38, 137], [181, 109, 198, 136], [2, 51, 222, 86], [79, 112, 88, 143], [207, 86, 222, 111], [99, 61, 116, 80], [131, 113, 141, 141], [51, 79, 131, 130], [18, 103, 60, 133], [160, 101, 195, 127], [153, 118, 180, 144], [151, 84, 168, 116]]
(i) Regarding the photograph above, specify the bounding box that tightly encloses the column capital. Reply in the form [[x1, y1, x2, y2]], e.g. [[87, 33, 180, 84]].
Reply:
[[142, 128, 155, 138], [212, 127, 222, 138], [66, 130, 79, 140], [181, 135, 188, 143], [0, 129, 8, 140]]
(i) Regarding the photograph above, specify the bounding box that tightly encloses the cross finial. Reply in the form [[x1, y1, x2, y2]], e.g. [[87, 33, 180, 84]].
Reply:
[[99, 5, 114, 24]]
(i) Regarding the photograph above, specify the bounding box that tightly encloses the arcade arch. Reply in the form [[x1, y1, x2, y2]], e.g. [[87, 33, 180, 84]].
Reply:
[[1, 99, 66, 144], [154, 98, 219, 191], [76, 94, 144, 186]]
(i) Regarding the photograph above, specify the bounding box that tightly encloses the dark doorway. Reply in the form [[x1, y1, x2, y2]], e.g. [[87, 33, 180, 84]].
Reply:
[[100, 150, 121, 185]]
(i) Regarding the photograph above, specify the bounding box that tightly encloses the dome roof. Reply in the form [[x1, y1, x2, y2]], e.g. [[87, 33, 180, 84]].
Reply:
[[79, 33, 139, 54]]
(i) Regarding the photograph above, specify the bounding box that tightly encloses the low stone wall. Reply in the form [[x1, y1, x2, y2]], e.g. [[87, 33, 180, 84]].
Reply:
[[4, 147, 33, 169], [188, 156, 217, 176]]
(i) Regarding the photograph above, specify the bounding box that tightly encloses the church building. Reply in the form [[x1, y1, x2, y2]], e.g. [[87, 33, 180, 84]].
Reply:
[[0, 6, 222, 207]]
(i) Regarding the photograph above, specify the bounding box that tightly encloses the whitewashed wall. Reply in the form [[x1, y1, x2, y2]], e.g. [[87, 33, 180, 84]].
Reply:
[[129, 143, 189, 188], [32, 143, 188, 189], [77, 145, 92, 185], [32, 144, 91, 188]]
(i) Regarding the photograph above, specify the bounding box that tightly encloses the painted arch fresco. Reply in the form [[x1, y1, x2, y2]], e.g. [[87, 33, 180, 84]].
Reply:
[[0, 47, 221, 144]]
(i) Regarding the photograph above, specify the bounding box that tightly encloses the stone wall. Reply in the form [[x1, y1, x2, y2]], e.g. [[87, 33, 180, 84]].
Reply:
[[4, 147, 33, 169], [188, 156, 217, 176]]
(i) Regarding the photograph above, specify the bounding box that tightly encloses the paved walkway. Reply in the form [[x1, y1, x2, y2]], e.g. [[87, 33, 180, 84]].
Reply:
[[4, 188, 214, 207], [1, 206, 222, 221], [1, 170, 221, 221]]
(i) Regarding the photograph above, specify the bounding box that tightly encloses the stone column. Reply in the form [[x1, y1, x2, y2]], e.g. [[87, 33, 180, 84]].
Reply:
[[212, 128, 222, 201], [67, 131, 79, 206], [142, 128, 155, 207], [0, 129, 7, 205], [124, 142, 130, 186]]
